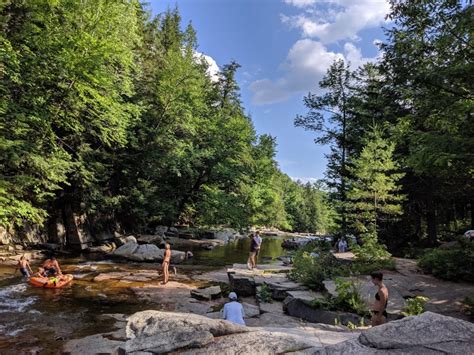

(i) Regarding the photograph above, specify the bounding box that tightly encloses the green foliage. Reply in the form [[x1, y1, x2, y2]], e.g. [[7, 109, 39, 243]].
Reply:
[[0, 3, 335, 236], [257, 284, 273, 303], [289, 248, 344, 291], [333, 278, 368, 316], [401, 296, 429, 317], [347, 127, 404, 261], [418, 241, 474, 282], [310, 279, 368, 317]]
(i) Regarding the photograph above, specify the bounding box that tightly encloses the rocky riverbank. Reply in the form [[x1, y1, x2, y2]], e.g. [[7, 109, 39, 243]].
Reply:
[[63, 310, 474, 354]]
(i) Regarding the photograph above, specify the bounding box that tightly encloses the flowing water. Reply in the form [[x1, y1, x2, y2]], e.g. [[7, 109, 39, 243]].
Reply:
[[0, 235, 290, 353]]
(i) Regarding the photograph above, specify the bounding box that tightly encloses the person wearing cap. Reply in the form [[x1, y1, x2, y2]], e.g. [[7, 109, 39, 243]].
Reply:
[[222, 292, 246, 326]]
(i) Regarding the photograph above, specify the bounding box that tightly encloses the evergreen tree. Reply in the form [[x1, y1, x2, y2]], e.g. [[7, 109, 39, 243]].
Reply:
[[347, 127, 405, 260], [295, 59, 354, 235]]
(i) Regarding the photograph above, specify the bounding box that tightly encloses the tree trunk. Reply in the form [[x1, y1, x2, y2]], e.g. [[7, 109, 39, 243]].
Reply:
[[426, 183, 437, 246]]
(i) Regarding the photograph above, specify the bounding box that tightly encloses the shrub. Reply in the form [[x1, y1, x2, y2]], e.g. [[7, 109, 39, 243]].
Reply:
[[310, 279, 368, 317], [333, 278, 368, 316], [257, 284, 273, 303], [401, 296, 429, 316], [418, 241, 474, 282], [352, 232, 391, 262], [289, 249, 344, 290]]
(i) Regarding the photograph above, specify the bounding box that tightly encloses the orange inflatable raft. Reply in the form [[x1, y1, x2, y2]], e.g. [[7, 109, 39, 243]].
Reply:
[[29, 274, 73, 288]]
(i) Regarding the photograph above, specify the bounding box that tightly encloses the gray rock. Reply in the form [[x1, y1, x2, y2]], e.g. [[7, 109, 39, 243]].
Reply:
[[359, 311, 474, 352], [128, 244, 163, 261], [315, 312, 474, 354], [123, 329, 214, 353], [126, 310, 247, 339], [242, 302, 260, 318], [228, 271, 256, 297], [179, 329, 324, 355], [154, 225, 168, 236], [63, 334, 123, 355], [191, 286, 222, 301], [136, 234, 163, 245], [112, 241, 138, 258], [265, 280, 309, 301], [87, 244, 114, 253], [125, 235, 137, 244], [283, 295, 361, 326]]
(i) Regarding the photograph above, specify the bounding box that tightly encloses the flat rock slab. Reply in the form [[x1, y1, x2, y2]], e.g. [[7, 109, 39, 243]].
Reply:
[[286, 290, 325, 302], [191, 286, 222, 301], [259, 301, 285, 314]]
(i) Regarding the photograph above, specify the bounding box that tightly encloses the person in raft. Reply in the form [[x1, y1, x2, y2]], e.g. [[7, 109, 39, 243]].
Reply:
[[161, 243, 171, 285], [16, 256, 33, 278], [371, 271, 389, 326], [42, 256, 62, 277], [247, 231, 262, 270], [223, 292, 245, 326]]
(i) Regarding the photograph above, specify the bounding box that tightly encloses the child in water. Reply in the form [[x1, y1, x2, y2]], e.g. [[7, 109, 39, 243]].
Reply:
[[17, 256, 33, 278]]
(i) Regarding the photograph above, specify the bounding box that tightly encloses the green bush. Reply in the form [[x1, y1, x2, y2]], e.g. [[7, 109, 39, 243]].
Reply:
[[402, 296, 429, 316], [418, 241, 474, 282], [310, 279, 368, 317], [333, 278, 368, 316], [289, 249, 345, 290], [257, 284, 273, 303]]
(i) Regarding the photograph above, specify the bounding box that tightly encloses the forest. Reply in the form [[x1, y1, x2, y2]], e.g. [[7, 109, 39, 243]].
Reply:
[[0, 1, 472, 256], [295, 1, 473, 257], [0, 1, 335, 240]]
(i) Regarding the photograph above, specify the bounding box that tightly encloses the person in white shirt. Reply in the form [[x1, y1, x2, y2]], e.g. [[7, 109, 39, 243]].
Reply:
[[222, 292, 245, 326]]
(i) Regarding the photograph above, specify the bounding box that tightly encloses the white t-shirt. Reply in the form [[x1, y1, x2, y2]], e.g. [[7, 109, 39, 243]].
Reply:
[[223, 301, 245, 325]]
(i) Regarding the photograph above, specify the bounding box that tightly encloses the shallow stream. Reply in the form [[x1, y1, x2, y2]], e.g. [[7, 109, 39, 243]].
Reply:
[[0, 235, 290, 353]]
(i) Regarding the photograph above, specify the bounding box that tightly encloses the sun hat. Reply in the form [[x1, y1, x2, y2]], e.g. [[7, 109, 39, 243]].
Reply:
[[228, 292, 238, 300]]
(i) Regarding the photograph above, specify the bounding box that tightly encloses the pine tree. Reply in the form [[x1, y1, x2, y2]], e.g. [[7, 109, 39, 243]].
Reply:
[[347, 127, 405, 260], [295, 59, 354, 235]]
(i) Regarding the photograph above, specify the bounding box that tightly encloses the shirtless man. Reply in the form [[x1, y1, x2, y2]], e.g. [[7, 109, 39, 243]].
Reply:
[[17, 256, 33, 277], [43, 256, 62, 277], [161, 243, 171, 285]]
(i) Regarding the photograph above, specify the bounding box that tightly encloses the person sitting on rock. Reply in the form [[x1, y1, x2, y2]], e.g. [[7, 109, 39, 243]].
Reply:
[[43, 256, 62, 277], [371, 271, 389, 326], [223, 292, 245, 326], [160, 243, 171, 285], [16, 256, 33, 278]]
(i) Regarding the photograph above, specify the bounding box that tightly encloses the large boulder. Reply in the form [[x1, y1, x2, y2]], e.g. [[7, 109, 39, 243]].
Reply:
[[112, 240, 138, 258], [283, 291, 361, 326], [128, 244, 163, 261], [112, 238, 186, 263], [314, 312, 474, 354], [228, 271, 256, 297], [127, 310, 247, 338]]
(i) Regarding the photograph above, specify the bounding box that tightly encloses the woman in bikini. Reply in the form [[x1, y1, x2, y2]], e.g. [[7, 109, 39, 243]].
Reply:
[[371, 271, 389, 326], [161, 243, 171, 285]]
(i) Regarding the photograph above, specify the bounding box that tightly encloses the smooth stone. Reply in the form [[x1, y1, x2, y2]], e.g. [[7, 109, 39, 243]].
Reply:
[[190, 286, 222, 301]]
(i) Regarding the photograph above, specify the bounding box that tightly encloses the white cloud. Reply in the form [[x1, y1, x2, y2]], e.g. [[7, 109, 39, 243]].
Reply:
[[283, 0, 317, 7], [249, 0, 387, 105], [291, 176, 319, 184], [250, 39, 373, 105], [194, 52, 220, 81], [281, 0, 390, 44]]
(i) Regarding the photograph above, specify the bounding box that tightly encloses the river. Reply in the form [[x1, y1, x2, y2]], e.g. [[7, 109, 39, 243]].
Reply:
[[0, 235, 290, 353]]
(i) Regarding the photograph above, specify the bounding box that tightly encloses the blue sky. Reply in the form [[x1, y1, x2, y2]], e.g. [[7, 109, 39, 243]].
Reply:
[[149, 0, 390, 182]]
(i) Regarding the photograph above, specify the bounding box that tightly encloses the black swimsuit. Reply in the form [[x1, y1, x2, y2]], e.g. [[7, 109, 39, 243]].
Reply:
[[374, 291, 388, 317]]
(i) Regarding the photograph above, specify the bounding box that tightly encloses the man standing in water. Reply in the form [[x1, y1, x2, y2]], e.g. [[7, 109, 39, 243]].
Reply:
[[161, 243, 171, 285], [247, 231, 262, 270]]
